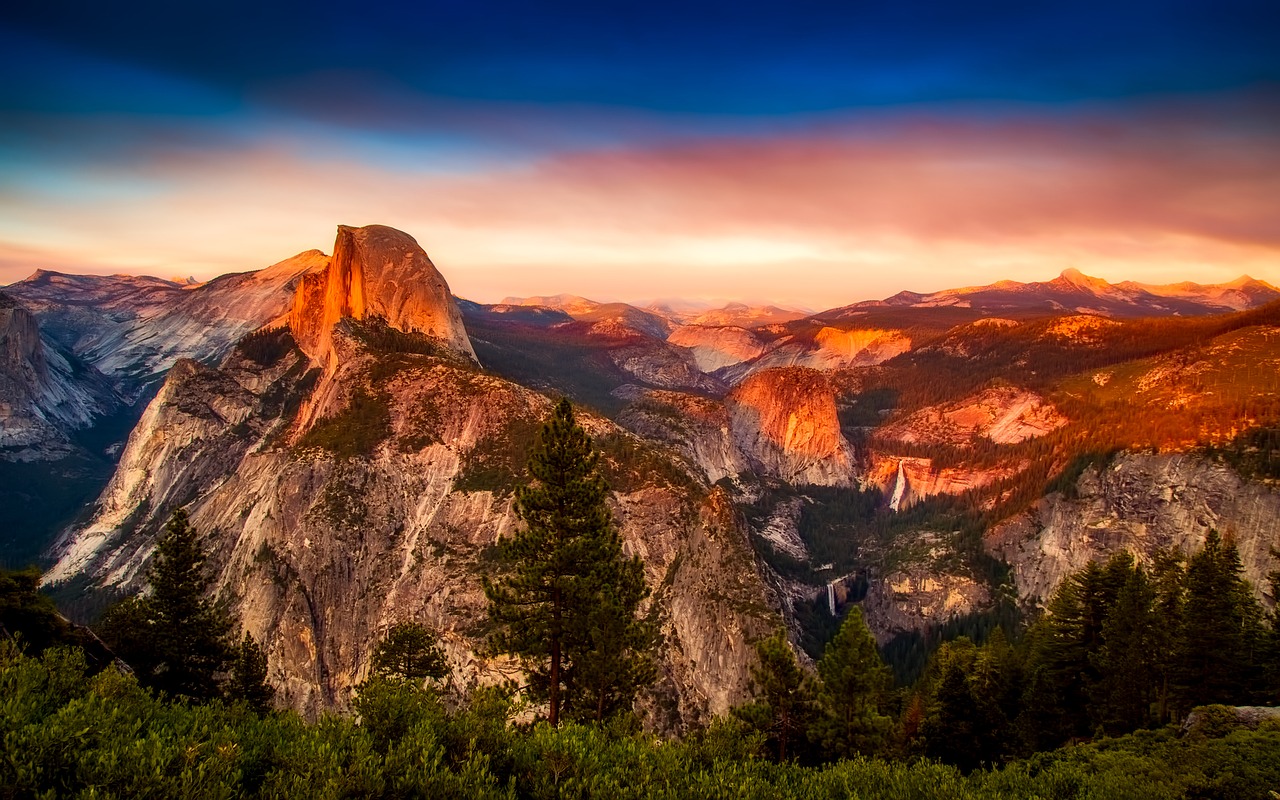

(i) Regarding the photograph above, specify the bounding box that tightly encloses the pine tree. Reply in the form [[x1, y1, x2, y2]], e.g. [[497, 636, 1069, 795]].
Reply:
[[922, 658, 981, 771], [370, 622, 448, 684], [98, 508, 234, 700], [1090, 564, 1157, 734], [732, 628, 817, 762], [810, 607, 893, 759], [483, 399, 654, 725], [1173, 530, 1265, 712], [229, 633, 275, 713]]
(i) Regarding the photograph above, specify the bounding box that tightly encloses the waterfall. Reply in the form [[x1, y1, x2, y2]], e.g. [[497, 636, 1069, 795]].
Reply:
[[827, 581, 836, 616], [889, 459, 908, 511]]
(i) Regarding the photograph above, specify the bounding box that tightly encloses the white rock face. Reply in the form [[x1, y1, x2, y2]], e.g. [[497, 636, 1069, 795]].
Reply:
[[7, 252, 326, 401], [0, 292, 118, 456], [987, 451, 1280, 606]]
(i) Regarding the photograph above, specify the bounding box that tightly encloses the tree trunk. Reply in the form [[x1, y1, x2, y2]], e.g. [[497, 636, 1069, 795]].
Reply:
[[550, 586, 561, 726]]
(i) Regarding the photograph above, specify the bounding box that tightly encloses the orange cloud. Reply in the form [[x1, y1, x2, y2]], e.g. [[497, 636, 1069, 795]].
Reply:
[[2, 98, 1278, 308]]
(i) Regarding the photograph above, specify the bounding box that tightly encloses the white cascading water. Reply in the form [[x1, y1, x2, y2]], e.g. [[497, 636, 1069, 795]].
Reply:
[[889, 459, 907, 511]]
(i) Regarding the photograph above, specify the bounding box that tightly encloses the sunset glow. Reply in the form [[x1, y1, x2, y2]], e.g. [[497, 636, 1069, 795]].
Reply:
[[3, 3, 1278, 308]]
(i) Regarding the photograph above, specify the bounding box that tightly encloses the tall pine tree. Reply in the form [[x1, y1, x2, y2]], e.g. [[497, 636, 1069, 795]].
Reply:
[[810, 607, 893, 759], [1173, 530, 1265, 712], [483, 399, 654, 725], [733, 629, 817, 762], [98, 508, 234, 701]]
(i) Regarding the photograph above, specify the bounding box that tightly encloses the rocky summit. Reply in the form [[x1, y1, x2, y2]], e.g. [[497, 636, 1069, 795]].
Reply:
[[290, 225, 476, 368]]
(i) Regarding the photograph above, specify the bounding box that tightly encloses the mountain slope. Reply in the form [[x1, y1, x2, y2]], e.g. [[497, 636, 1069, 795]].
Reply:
[[46, 227, 779, 728]]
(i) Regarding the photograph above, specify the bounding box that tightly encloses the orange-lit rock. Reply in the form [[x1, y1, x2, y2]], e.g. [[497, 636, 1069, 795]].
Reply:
[[726, 366, 855, 486], [291, 225, 476, 366]]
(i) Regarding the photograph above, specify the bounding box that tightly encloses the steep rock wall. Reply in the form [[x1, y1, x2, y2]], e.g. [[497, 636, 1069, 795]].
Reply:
[[727, 367, 856, 487], [290, 225, 476, 367], [988, 451, 1280, 606]]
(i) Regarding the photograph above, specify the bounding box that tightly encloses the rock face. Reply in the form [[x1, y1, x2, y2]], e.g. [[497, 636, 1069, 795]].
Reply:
[[0, 292, 118, 456], [877, 386, 1067, 447], [861, 530, 991, 644], [719, 326, 911, 384], [617, 389, 751, 484], [727, 367, 855, 487], [987, 451, 1280, 606], [48, 323, 776, 729], [8, 253, 325, 402], [667, 325, 766, 372], [290, 225, 476, 367]]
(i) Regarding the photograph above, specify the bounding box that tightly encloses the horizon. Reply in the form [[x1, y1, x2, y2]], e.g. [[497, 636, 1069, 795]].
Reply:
[[3, 2, 1279, 307]]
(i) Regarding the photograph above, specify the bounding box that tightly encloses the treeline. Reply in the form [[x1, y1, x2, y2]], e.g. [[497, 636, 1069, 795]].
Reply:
[[896, 533, 1280, 768], [726, 531, 1280, 779], [4, 625, 1280, 798]]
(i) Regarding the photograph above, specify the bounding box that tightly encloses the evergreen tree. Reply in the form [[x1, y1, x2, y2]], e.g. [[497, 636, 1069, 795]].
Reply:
[[229, 633, 275, 713], [1090, 563, 1157, 734], [921, 658, 982, 771], [810, 607, 893, 759], [97, 508, 234, 701], [483, 399, 654, 726], [1173, 530, 1265, 712], [1149, 548, 1186, 724], [733, 629, 817, 762], [566, 566, 658, 723], [370, 622, 448, 684]]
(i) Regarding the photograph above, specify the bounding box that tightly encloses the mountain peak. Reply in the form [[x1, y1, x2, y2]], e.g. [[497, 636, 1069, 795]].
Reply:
[[1056, 268, 1112, 292], [289, 225, 476, 366]]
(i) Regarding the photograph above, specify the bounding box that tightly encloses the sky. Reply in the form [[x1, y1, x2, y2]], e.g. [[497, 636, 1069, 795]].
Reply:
[[2, 1, 1279, 309]]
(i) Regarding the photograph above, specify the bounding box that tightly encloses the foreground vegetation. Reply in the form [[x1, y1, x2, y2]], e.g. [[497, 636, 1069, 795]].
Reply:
[[3, 641, 1280, 799]]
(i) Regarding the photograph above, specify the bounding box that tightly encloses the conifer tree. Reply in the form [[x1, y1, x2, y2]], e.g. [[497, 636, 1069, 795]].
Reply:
[[1173, 530, 1265, 711], [922, 658, 982, 771], [370, 622, 448, 684], [810, 607, 893, 759], [229, 633, 275, 713], [483, 399, 654, 725], [733, 628, 817, 762], [98, 508, 234, 701], [1090, 564, 1157, 734]]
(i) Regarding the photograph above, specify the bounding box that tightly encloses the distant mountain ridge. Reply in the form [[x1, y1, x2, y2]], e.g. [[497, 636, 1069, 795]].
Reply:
[[831, 268, 1280, 319]]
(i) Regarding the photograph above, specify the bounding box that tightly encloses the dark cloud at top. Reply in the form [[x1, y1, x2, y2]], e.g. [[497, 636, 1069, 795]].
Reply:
[[4, 0, 1280, 120]]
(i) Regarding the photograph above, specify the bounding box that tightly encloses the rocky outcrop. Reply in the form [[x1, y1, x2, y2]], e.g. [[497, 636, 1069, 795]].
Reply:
[[862, 531, 991, 644], [876, 386, 1067, 447], [0, 292, 118, 457], [47, 324, 776, 728], [866, 455, 1023, 510], [617, 389, 750, 484], [8, 253, 325, 402], [290, 225, 476, 367], [720, 326, 911, 383], [667, 325, 766, 371], [987, 451, 1280, 606], [727, 367, 856, 487]]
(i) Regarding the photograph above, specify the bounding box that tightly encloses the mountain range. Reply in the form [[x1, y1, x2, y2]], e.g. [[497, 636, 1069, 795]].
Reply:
[[4, 224, 1279, 727]]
